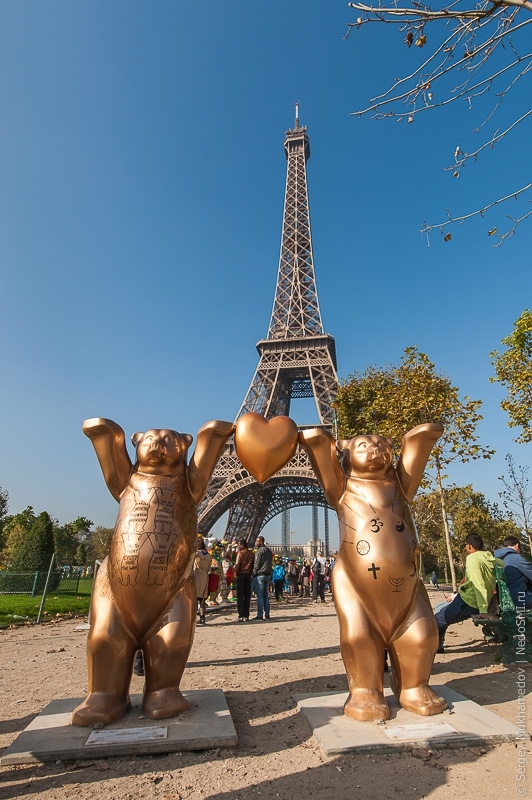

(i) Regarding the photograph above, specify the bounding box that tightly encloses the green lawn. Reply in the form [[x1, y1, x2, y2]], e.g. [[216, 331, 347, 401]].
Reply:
[[0, 578, 93, 626]]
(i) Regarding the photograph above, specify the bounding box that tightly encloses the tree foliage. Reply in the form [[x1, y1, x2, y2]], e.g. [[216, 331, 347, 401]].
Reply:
[[346, 0, 532, 242], [9, 510, 55, 572], [2, 508, 94, 568], [0, 486, 8, 555], [490, 309, 532, 443], [338, 347, 494, 589], [410, 490, 449, 572], [413, 484, 519, 574], [338, 346, 493, 467], [85, 526, 114, 563], [498, 453, 532, 550], [444, 484, 519, 552], [53, 516, 93, 565], [2, 507, 37, 566]]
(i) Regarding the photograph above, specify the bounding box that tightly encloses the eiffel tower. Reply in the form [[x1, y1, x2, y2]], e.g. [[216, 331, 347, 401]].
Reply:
[[198, 107, 339, 546]]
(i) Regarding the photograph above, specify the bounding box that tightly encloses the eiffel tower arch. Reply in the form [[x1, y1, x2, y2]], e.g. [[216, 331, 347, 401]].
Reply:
[[199, 108, 339, 548]]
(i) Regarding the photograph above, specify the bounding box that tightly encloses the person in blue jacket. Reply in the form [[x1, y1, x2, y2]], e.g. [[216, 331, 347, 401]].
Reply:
[[272, 560, 286, 602], [493, 536, 532, 609]]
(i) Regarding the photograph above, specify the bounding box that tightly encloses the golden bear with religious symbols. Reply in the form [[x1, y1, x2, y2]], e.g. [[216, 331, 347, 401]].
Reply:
[[299, 423, 447, 722], [72, 417, 234, 727]]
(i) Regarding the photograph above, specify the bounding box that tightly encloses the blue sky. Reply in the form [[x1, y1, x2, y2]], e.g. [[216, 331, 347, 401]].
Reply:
[[0, 2, 530, 550]]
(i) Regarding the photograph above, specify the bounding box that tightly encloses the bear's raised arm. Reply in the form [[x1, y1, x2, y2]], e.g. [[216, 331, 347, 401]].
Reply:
[[396, 423, 444, 502], [82, 418, 133, 502], [188, 420, 236, 505], [298, 428, 344, 510]]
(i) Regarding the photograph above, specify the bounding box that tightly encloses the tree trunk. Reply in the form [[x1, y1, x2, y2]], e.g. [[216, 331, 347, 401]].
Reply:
[[435, 460, 458, 593]]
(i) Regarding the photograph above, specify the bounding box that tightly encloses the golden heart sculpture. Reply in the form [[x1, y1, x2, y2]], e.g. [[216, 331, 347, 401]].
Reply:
[[234, 413, 299, 484]]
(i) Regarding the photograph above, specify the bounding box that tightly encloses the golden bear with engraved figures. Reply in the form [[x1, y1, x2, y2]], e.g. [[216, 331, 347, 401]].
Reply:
[[72, 417, 234, 727]]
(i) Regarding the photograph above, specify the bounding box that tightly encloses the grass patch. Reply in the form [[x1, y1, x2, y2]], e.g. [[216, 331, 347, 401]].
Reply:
[[0, 578, 93, 626]]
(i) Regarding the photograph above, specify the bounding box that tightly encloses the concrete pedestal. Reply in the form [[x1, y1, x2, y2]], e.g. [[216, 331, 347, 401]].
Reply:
[[0, 690, 237, 765], [295, 685, 528, 756]]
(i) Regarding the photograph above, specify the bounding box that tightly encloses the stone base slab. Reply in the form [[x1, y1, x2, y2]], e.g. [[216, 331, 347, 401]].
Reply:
[[295, 685, 529, 756], [0, 690, 237, 765]]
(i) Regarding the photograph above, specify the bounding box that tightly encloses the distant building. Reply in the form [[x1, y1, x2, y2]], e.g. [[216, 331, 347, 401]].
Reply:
[[269, 539, 325, 559]]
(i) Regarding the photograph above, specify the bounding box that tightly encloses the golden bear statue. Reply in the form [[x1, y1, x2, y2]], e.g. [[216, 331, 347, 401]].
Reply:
[[299, 423, 447, 721], [72, 417, 234, 727]]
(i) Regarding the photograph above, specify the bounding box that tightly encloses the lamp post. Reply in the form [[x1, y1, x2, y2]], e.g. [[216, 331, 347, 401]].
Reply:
[[329, 396, 339, 441]]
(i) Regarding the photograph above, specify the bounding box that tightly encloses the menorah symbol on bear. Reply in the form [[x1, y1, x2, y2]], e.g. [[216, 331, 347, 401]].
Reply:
[[389, 577, 405, 592]]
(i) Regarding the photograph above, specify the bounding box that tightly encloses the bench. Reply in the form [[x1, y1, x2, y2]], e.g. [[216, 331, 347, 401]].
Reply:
[[471, 566, 532, 664]]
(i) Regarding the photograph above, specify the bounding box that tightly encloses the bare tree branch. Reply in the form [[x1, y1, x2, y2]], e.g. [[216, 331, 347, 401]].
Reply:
[[451, 108, 532, 175], [351, 13, 532, 117], [347, 0, 532, 25], [346, 0, 532, 241], [420, 183, 532, 245]]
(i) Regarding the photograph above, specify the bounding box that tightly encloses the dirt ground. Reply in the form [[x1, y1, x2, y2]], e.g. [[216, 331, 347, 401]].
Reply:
[[0, 586, 530, 800]]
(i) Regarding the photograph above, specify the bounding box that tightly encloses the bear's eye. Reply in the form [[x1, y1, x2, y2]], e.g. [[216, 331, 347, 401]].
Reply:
[[358, 442, 367, 448], [144, 435, 153, 442]]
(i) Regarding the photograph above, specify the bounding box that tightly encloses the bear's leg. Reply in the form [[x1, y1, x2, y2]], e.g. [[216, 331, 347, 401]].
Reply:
[[142, 576, 196, 719], [333, 561, 389, 721], [388, 584, 447, 716], [72, 560, 137, 726]]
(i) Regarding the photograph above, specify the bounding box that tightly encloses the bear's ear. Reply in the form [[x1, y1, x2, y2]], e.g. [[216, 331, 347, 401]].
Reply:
[[336, 439, 349, 451], [168, 431, 193, 455], [131, 432, 144, 448]]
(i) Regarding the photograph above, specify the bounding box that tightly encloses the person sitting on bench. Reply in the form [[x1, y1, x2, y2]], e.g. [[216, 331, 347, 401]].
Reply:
[[494, 536, 532, 610], [435, 533, 504, 653]]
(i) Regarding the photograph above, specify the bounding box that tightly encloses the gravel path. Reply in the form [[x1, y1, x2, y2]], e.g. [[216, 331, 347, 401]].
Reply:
[[0, 588, 530, 799]]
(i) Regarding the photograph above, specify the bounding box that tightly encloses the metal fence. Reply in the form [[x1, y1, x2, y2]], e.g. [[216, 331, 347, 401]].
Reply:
[[0, 570, 80, 596]]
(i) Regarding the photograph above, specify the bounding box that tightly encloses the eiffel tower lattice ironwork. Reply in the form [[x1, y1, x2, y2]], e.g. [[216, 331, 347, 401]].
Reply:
[[198, 108, 339, 545]]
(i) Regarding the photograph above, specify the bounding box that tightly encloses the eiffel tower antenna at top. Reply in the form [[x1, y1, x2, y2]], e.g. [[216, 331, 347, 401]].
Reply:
[[294, 101, 300, 128]]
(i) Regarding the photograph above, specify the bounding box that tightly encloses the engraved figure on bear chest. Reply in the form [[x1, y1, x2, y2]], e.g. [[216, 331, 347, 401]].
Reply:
[[111, 473, 190, 588]]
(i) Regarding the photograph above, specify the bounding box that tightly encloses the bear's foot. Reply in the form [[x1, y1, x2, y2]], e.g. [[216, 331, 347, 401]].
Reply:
[[344, 689, 389, 722], [398, 685, 447, 716], [71, 693, 131, 727], [143, 688, 190, 719]]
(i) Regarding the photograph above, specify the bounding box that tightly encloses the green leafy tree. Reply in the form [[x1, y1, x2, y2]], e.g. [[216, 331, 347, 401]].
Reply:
[[338, 347, 494, 590], [490, 309, 532, 444], [412, 485, 518, 579], [0, 486, 9, 557], [2, 507, 37, 566], [498, 454, 532, 552], [10, 510, 55, 572], [445, 485, 519, 553], [411, 492, 449, 578], [74, 543, 87, 566], [54, 516, 93, 565], [86, 526, 114, 563]]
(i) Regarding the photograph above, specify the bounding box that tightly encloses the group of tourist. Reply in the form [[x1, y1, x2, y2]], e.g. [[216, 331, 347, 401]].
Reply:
[[193, 535, 336, 623]]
